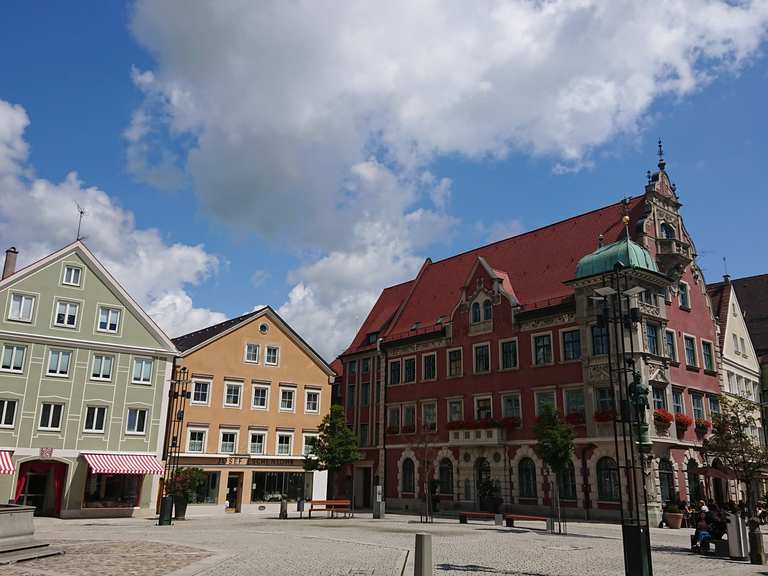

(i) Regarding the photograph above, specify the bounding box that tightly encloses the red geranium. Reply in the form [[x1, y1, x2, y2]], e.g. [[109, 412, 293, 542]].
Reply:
[[653, 408, 674, 425], [694, 418, 712, 432], [593, 409, 615, 422], [565, 412, 586, 425], [674, 413, 693, 430]]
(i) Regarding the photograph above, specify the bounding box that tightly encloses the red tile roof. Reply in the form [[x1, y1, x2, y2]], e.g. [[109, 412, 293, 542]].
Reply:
[[342, 196, 646, 356]]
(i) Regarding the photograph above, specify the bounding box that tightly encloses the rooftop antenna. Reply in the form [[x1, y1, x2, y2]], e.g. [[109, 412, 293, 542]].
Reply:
[[657, 138, 666, 172], [75, 201, 86, 241]]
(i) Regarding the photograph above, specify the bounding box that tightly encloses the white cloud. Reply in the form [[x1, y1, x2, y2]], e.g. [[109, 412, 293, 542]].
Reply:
[[250, 269, 271, 288], [476, 219, 526, 244], [128, 0, 768, 358], [0, 99, 225, 339]]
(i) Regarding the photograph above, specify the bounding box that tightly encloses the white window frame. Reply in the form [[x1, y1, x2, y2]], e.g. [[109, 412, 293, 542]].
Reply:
[[219, 429, 239, 454], [1, 344, 26, 373], [249, 430, 267, 455], [665, 329, 678, 363], [690, 392, 705, 420], [402, 355, 417, 383], [53, 300, 80, 329], [62, 264, 83, 287], [125, 407, 148, 435], [422, 352, 437, 381], [251, 382, 270, 410], [223, 381, 243, 408], [302, 433, 319, 456], [402, 403, 417, 431], [531, 331, 554, 366], [388, 358, 402, 385], [501, 392, 522, 420], [446, 347, 463, 378], [590, 324, 609, 356], [279, 386, 296, 413], [276, 431, 294, 456], [8, 292, 35, 323], [421, 401, 437, 432], [131, 357, 154, 384], [304, 388, 320, 414], [96, 306, 121, 334], [678, 281, 691, 309], [534, 388, 557, 416], [46, 349, 72, 377], [447, 398, 463, 423], [38, 402, 63, 431], [191, 379, 211, 406], [672, 388, 685, 414], [265, 345, 280, 366], [83, 405, 107, 433], [0, 399, 17, 428], [733, 333, 740, 354], [473, 394, 493, 420], [701, 339, 715, 371], [472, 342, 491, 374], [244, 343, 260, 364], [563, 386, 585, 415], [559, 328, 582, 363], [91, 354, 114, 381], [498, 337, 519, 371], [187, 428, 207, 453], [682, 333, 698, 368]]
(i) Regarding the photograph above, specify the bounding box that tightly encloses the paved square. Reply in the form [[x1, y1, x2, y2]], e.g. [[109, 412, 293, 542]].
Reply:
[[9, 514, 764, 575]]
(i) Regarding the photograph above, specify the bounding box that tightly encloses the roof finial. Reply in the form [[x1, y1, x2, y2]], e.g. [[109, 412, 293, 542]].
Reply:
[[598, 233, 604, 248], [657, 138, 666, 172]]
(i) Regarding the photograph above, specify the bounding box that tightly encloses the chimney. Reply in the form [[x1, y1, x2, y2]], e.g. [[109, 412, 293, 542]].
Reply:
[[2, 247, 18, 280], [723, 274, 731, 284]]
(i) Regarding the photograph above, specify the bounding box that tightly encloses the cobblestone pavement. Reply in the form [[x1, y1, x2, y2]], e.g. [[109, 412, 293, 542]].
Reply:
[[9, 513, 765, 575]]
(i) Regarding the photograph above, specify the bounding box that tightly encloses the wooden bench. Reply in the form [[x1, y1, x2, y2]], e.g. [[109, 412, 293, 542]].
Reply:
[[459, 511, 496, 524], [459, 511, 552, 529], [307, 499, 352, 519]]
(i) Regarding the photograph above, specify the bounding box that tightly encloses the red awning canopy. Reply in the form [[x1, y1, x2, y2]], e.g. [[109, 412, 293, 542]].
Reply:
[[699, 466, 737, 481], [83, 453, 164, 475], [0, 451, 14, 475]]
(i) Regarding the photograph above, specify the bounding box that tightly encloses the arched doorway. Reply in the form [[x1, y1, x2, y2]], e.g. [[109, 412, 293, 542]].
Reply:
[[15, 460, 68, 517]]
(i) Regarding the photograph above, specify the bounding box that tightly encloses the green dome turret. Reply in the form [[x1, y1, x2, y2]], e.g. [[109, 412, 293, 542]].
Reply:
[[575, 237, 659, 279]]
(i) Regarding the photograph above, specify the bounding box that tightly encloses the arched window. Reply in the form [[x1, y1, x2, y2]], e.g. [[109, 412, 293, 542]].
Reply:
[[596, 457, 620, 502], [402, 458, 415, 493], [660, 222, 676, 240], [471, 302, 481, 324], [518, 457, 537, 499], [557, 461, 577, 500], [686, 460, 700, 502], [439, 458, 454, 495], [658, 458, 675, 504], [482, 299, 492, 321]]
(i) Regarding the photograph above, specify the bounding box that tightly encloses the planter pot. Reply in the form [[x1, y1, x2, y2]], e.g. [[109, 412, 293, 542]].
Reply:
[[173, 496, 188, 520], [666, 512, 683, 529]]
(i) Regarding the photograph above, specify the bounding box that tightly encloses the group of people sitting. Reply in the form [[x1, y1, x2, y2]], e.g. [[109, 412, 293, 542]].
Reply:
[[684, 498, 758, 551]]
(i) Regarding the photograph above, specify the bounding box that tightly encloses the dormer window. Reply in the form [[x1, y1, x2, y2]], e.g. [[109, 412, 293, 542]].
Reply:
[[482, 299, 492, 321], [471, 302, 481, 323]]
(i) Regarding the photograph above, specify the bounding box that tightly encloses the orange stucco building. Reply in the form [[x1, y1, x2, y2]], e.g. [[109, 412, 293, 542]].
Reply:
[[171, 307, 334, 515]]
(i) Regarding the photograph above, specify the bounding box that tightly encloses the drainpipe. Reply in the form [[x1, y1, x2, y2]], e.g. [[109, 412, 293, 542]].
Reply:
[[376, 337, 387, 517]]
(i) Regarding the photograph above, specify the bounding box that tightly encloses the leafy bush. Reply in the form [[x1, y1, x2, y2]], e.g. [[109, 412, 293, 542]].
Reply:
[[166, 467, 206, 500]]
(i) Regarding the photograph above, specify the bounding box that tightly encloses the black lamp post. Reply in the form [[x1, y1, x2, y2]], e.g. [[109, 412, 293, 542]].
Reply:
[[158, 365, 191, 526], [596, 263, 654, 576]]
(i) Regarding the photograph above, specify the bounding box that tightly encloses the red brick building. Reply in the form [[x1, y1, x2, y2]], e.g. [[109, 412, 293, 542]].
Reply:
[[336, 154, 720, 521]]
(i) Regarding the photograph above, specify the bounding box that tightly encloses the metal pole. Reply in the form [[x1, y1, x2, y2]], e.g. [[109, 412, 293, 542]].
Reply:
[[414, 533, 432, 576]]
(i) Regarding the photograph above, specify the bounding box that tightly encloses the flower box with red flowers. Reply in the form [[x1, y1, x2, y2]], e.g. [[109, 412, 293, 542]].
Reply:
[[674, 413, 693, 430], [694, 418, 712, 433], [653, 408, 674, 426], [565, 412, 586, 426], [593, 409, 615, 422], [401, 424, 416, 434], [501, 416, 521, 429]]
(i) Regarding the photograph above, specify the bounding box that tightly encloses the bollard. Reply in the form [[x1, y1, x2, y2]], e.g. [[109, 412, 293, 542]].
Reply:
[[414, 533, 432, 576]]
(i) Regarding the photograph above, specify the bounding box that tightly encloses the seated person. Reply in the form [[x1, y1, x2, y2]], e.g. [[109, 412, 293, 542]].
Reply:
[[692, 513, 712, 552]]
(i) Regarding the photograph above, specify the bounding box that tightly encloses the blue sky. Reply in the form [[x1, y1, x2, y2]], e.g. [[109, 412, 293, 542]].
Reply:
[[1, 1, 767, 359]]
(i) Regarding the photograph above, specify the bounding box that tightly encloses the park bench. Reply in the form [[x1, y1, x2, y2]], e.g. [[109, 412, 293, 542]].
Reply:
[[307, 499, 352, 519], [459, 511, 552, 529]]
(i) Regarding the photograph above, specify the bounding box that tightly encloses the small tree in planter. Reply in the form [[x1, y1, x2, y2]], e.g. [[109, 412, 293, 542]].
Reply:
[[534, 406, 575, 533], [166, 467, 206, 519], [304, 404, 360, 498]]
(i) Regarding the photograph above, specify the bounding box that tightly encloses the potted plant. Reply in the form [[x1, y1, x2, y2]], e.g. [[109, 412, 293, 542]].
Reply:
[[694, 418, 712, 435], [653, 408, 674, 429], [665, 503, 683, 529], [674, 413, 692, 432], [166, 467, 206, 520]]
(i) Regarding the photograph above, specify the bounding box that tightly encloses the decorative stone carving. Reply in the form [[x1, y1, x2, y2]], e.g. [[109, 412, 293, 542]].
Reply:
[[520, 312, 575, 331]]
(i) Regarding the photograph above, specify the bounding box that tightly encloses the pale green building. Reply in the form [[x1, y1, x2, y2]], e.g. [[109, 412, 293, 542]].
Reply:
[[0, 241, 177, 517]]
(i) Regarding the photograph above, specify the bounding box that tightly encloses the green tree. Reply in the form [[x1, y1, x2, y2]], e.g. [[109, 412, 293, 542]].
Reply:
[[703, 394, 768, 515], [166, 467, 207, 501], [534, 406, 575, 532], [304, 404, 360, 474]]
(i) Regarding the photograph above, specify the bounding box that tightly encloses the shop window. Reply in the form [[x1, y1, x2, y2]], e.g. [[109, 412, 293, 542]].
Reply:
[[596, 457, 620, 501], [251, 471, 305, 502], [83, 473, 142, 508], [192, 471, 219, 503]]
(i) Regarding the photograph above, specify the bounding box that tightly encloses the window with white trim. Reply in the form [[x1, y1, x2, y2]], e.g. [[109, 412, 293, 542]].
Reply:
[[62, 265, 82, 286], [38, 403, 63, 431], [678, 282, 690, 308], [447, 399, 463, 422], [265, 346, 279, 366], [249, 431, 266, 455], [132, 357, 153, 384], [652, 387, 667, 410], [188, 429, 206, 453], [535, 390, 556, 415], [447, 348, 462, 377], [501, 393, 521, 419], [1, 344, 25, 373], [733, 333, 740, 354], [672, 389, 684, 414], [691, 393, 704, 420], [277, 432, 293, 455], [402, 404, 416, 431], [0, 399, 17, 428], [303, 433, 318, 456], [422, 402, 437, 432], [84, 406, 107, 433], [97, 306, 121, 333], [192, 380, 210, 404], [244, 343, 260, 363], [387, 405, 401, 433], [224, 381, 242, 407], [701, 341, 714, 371], [8, 293, 34, 322], [684, 336, 697, 367], [474, 396, 492, 420], [473, 343, 490, 373], [91, 354, 113, 380], [47, 349, 71, 376], [422, 353, 437, 380], [54, 301, 79, 328], [533, 334, 553, 365], [561, 329, 581, 361], [279, 387, 295, 411], [305, 389, 320, 413], [500, 339, 518, 370], [126, 408, 148, 434], [403, 357, 416, 383], [564, 388, 585, 415], [665, 330, 677, 362], [388, 359, 401, 385], [220, 431, 238, 453], [252, 383, 269, 409]]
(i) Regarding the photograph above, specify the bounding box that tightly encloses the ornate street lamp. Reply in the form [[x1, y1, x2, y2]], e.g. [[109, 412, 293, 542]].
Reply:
[[158, 366, 191, 526]]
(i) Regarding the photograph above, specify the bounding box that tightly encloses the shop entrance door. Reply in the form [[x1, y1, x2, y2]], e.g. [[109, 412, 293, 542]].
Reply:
[[226, 473, 242, 512], [15, 461, 67, 517]]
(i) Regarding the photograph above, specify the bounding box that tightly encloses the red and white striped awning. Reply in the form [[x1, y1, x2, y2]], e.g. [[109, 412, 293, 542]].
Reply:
[[83, 453, 164, 475], [0, 451, 14, 475]]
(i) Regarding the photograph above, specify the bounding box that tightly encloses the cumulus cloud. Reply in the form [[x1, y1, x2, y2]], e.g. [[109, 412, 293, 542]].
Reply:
[[0, 99, 225, 338], [476, 219, 527, 244], [128, 0, 768, 357]]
